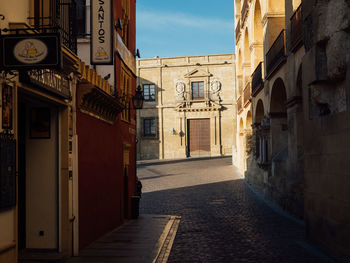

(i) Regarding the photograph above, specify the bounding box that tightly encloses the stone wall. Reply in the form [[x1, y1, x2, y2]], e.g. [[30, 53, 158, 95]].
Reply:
[[302, 0, 350, 261], [136, 54, 236, 160]]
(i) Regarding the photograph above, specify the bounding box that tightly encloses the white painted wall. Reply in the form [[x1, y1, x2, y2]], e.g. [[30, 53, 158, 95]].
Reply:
[[26, 106, 58, 249]]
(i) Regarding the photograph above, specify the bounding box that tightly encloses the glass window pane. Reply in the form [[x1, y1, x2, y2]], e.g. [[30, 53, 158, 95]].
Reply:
[[199, 84, 204, 97], [150, 85, 155, 100], [150, 120, 156, 134]]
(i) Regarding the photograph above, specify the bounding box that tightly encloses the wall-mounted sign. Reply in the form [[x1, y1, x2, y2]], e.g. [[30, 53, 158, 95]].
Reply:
[[2, 83, 13, 130], [0, 34, 61, 70], [91, 0, 113, 65], [19, 69, 71, 99], [115, 33, 136, 75]]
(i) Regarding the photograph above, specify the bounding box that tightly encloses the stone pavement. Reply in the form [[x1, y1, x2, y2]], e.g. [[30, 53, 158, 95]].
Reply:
[[138, 157, 337, 263], [65, 214, 180, 263]]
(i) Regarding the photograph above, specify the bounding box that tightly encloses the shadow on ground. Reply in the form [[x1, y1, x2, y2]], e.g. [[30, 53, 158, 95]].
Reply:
[[140, 179, 331, 263]]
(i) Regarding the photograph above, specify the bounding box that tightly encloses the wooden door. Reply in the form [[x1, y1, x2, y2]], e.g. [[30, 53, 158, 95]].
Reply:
[[188, 119, 210, 157]]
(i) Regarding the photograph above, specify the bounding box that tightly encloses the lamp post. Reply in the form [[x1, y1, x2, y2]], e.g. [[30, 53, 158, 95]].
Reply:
[[132, 85, 144, 109], [131, 85, 144, 219]]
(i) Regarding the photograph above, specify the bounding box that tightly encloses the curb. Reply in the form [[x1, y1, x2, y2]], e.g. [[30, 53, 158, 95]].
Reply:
[[137, 156, 232, 167], [153, 216, 181, 263]]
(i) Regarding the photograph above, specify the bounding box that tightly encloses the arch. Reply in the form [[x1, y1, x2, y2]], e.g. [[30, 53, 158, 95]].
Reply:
[[243, 28, 250, 63], [235, 0, 241, 15], [253, 0, 263, 67], [269, 77, 288, 158], [237, 49, 243, 75], [270, 78, 287, 113], [255, 99, 264, 124], [268, 0, 285, 12], [253, 0, 263, 41], [292, 0, 301, 11], [246, 111, 252, 129]]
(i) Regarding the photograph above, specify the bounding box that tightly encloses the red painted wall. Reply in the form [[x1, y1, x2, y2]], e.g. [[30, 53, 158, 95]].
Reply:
[[77, 0, 137, 249], [77, 111, 123, 249]]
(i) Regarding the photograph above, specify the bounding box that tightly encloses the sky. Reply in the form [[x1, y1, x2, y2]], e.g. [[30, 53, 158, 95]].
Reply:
[[136, 0, 235, 59]]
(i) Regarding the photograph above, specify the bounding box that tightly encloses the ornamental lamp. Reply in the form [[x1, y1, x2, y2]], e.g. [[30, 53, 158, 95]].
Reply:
[[132, 85, 144, 109]]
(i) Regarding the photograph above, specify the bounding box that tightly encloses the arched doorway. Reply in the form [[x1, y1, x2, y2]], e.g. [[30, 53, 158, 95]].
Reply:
[[237, 49, 243, 97], [253, 0, 263, 68], [255, 99, 264, 124], [245, 111, 253, 168], [254, 100, 268, 164], [243, 28, 251, 84], [269, 78, 288, 159]]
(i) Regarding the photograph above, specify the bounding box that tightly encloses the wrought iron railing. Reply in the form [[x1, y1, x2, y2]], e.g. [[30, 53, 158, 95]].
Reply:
[[241, 0, 249, 23], [243, 82, 251, 106], [266, 30, 286, 77], [251, 62, 263, 95], [290, 4, 303, 51], [237, 95, 243, 113], [235, 19, 241, 43], [28, 0, 77, 54]]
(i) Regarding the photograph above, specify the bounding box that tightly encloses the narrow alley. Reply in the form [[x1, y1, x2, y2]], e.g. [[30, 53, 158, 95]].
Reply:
[[139, 157, 333, 263]]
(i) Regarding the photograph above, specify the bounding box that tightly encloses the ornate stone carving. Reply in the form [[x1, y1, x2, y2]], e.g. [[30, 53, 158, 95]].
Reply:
[[210, 78, 221, 100], [175, 80, 185, 100]]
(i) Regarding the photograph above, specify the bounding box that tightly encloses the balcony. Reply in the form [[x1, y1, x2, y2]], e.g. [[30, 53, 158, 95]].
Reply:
[[235, 20, 241, 44], [290, 4, 303, 52], [243, 82, 251, 107], [251, 62, 264, 97], [266, 30, 286, 79], [28, 0, 77, 54], [237, 96, 243, 114], [241, 0, 249, 24]]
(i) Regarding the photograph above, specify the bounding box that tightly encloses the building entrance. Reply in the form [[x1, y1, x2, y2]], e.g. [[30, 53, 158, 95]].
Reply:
[[187, 119, 210, 157], [18, 96, 58, 250]]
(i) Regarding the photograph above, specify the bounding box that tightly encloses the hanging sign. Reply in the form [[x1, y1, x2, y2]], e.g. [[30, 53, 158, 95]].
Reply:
[[0, 34, 61, 70], [19, 70, 71, 99], [91, 0, 113, 65], [115, 33, 136, 75]]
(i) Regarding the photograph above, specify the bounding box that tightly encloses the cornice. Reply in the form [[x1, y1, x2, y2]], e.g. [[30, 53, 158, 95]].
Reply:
[[262, 12, 285, 26], [77, 83, 123, 124]]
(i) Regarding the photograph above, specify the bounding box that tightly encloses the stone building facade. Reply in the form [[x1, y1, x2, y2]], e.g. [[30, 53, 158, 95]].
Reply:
[[136, 54, 236, 160], [302, 0, 350, 261], [234, 0, 350, 261]]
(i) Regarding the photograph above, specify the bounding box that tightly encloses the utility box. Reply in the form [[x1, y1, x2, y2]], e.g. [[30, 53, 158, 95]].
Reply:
[[131, 196, 140, 219]]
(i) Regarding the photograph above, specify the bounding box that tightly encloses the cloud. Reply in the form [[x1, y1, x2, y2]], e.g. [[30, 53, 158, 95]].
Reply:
[[137, 10, 234, 32]]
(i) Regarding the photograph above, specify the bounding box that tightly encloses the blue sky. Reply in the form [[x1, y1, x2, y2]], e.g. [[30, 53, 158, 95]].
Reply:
[[136, 0, 235, 59]]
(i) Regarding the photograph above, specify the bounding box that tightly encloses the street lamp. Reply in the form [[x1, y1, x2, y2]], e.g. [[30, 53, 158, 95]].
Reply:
[[132, 85, 144, 109]]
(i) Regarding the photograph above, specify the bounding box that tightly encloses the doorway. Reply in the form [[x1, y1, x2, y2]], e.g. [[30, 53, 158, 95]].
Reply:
[[18, 97, 59, 250], [187, 119, 211, 157]]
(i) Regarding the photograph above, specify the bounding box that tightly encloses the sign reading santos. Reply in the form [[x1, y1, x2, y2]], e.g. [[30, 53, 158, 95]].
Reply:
[[91, 0, 113, 65]]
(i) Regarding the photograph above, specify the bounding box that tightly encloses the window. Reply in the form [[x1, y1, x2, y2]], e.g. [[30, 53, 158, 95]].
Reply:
[[143, 118, 156, 137], [120, 64, 132, 122], [143, 84, 156, 101], [191, 81, 204, 99], [121, 0, 130, 46], [257, 136, 268, 164], [76, 0, 86, 36]]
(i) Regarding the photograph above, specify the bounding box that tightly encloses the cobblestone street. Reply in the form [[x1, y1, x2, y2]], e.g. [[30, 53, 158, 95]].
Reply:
[[138, 157, 333, 263]]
